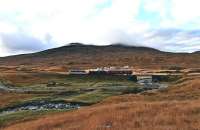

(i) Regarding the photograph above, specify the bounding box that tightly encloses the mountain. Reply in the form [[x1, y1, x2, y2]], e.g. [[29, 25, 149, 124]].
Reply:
[[0, 43, 199, 72]]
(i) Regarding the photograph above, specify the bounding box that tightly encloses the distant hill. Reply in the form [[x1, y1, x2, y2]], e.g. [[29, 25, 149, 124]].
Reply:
[[0, 43, 199, 71], [194, 51, 200, 54]]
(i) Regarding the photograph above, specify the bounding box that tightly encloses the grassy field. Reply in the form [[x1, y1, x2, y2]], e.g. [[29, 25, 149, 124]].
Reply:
[[0, 72, 142, 127], [3, 75, 200, 130], [1, 71, 194, 130], [0, 109, 70, 127]]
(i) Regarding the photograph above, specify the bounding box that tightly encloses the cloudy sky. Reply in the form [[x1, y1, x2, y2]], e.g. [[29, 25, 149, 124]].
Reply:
[[0, 0, 200, 56]]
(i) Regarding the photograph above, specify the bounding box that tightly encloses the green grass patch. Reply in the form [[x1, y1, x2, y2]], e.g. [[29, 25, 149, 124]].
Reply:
[[0, 73, 142, 126], [67, 90, 117, 104]]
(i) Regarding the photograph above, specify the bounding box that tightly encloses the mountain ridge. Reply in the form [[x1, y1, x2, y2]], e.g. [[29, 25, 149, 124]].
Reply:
[[0, 43, 199, 71], [1, 43, 198, 58]]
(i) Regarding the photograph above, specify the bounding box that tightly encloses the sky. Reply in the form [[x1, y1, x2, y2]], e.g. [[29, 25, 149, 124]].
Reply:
[[0, 0, 200, 56]]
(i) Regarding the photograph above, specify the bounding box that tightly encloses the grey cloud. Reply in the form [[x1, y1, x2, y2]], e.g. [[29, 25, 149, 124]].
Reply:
[[137, 29, 200, 52], [148, 29, 182, 40], [0, 32, 54, 52], [149, 29, 200, 40], [107, 30, 140, 45], [187, 30, 200, 37], [0, 28, 200, 56], [106, 28, 200, 53]]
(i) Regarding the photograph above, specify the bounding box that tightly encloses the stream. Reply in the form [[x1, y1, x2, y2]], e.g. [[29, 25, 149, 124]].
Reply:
[[0, 101, 81, 116], [0, 80, 168, 116], [137, 79, 168, 90], [0, 83, 81, 116], [0, 82, 25, 92]]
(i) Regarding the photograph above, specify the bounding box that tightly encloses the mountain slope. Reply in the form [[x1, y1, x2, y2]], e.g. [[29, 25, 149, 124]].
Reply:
[[0, 43, 199, 71]]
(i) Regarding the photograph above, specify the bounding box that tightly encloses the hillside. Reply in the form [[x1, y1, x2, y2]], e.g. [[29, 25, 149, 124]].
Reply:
[[4, 76, 200, 130], [0, 43, 199, 72]]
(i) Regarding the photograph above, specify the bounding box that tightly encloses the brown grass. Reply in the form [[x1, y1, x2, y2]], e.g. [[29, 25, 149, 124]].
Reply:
[[0, 72, 66, 86], [0, 92, 35, 107], [3, 100, 200, 130], [2, 76, 200, 130]]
